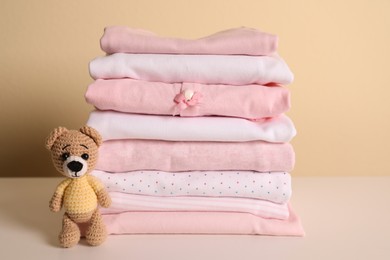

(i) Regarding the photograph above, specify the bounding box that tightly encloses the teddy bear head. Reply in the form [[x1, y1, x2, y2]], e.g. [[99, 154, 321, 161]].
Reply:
[[45, 126, 102, 178]]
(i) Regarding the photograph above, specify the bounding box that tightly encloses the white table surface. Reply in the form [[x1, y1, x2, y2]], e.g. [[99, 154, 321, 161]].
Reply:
[[1, 177, 389, 259]]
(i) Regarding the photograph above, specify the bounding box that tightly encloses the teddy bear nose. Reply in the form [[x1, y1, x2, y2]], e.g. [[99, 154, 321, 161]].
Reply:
[[67, 161, 83, 172]]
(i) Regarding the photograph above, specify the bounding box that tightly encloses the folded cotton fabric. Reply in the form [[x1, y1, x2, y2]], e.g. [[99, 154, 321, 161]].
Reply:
[[100, 192, 289, 220], [89, 53, 294, 85], [101, 204, 304, 236], [101, 26, 278, 55], [96, 140, 295, 172], [85, 79, 290, 119], [87, 110, 296, 143], [92, 170, 291, 204]]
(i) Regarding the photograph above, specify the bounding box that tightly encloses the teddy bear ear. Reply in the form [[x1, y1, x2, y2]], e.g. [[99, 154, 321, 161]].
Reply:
[[80, 126, 102, 147], [45, 126, 69, 150]]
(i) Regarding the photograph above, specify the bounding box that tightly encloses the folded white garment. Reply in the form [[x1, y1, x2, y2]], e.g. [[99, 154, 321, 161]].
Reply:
[[89, 53, 294, 85], [100, 192, 290, 220], [87, 110, 296, 143], [92, 170, 292, 204]]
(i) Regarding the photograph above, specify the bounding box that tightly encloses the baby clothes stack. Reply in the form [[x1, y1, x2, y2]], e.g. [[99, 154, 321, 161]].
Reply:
[[85, 26, 304, 236]]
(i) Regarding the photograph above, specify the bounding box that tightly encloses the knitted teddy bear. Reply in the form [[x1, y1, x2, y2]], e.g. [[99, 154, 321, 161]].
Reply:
[[45, 126, 111, 248]]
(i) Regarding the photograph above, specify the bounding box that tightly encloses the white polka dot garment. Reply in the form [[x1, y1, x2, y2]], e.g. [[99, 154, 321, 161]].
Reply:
[[92, 170, 292, 204]]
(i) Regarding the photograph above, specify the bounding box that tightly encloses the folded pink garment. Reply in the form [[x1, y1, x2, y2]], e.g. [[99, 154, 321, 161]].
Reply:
[[92, 170, 292, 204], [101, 204, 304, 236], [101, 192, 289, 220], [96, 140, 295, 172], [100, 26, 278, 56], [86, 79, 290, 119], [89, 53, 293, 85]]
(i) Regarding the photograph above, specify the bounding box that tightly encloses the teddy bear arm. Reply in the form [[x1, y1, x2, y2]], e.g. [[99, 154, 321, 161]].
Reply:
[[97, 188, 111, 208], [87, 175, 111, 208], [49, 179, 71, 212], [49, 192, 62, 212]]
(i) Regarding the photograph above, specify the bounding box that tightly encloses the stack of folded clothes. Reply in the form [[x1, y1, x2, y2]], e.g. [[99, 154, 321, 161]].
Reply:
[[86, 26, 304, 236]]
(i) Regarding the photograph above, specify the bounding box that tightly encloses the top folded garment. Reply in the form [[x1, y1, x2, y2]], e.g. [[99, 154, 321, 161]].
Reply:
[[89, 53, 294, 85], [100, 26, 278, 55]]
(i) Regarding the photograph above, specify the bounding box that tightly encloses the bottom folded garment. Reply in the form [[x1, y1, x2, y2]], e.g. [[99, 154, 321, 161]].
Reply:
[[101, 204, 304, 236]]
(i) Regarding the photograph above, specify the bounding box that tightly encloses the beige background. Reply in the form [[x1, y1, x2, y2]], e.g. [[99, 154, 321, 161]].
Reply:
[[1, 0, 389, 177]]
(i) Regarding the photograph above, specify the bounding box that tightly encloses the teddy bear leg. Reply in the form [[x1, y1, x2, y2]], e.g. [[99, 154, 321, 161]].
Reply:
[[85, 209, 107, 246], [59, 213, 81, 248]]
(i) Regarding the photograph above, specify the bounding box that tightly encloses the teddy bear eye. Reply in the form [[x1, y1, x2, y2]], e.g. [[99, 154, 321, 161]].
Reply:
[[81, 153, 89, 160], [61, 152, 70, 161]]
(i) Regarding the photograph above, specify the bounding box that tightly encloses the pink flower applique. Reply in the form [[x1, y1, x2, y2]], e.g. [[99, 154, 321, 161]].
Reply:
[[173, 89, 203, 115]]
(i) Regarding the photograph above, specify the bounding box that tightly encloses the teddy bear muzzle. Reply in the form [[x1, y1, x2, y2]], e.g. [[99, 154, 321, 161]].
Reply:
[[62, 155, 88, 178], [67, 161, 83, 172]]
